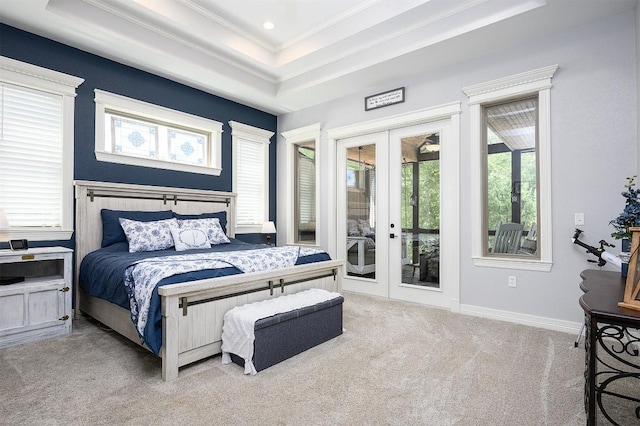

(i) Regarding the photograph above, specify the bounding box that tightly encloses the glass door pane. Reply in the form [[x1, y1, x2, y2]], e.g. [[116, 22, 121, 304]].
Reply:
[[346, 144, 377, 279], [400, 133, 440, 288]]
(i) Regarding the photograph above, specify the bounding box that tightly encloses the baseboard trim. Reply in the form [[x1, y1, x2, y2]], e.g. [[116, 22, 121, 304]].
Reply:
[[459, 303, 583, 335], [450, 298, 461, 313]]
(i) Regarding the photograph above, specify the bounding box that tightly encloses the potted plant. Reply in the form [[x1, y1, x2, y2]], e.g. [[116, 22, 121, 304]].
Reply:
[[610, 175, 640, 276]]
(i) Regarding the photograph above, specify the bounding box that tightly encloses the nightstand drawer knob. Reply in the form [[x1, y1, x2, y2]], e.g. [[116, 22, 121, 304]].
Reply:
[[59, 315, 69, 321], [60, 286, 70, 292]]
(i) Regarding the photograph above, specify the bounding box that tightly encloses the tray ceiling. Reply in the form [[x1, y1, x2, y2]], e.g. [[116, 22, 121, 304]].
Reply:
[[0, 0, 636, 114]]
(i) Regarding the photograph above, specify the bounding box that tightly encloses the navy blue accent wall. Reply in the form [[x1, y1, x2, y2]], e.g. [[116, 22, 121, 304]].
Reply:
[[0, 24, 277, 247]]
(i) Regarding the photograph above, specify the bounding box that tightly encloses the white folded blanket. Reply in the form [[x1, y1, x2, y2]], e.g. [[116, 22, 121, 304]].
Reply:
[[221, 288, 342, 375]]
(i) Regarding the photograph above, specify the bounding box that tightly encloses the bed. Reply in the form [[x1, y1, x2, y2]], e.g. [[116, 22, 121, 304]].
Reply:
[[74, 180, 343, 381]]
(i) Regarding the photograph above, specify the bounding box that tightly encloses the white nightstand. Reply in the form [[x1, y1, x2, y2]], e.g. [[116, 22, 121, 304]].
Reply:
[[0, 246, 73, 348]]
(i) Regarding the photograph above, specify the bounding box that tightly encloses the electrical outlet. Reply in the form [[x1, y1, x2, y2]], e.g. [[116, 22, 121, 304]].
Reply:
[[575, 213, 585, 226], [508, 276, 517, 288]]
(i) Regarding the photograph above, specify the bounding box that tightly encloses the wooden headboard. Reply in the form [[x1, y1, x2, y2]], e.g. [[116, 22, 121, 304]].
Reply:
[[73, 180, 237, 307]]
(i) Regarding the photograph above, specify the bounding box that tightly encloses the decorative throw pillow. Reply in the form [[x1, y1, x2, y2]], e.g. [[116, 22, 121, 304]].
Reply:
[[177, 218, 230, 245], [173, 211, 228, 234], [170, 227, 211, 251], [119, 217, 178, 253], [101, 209, 173, 247]]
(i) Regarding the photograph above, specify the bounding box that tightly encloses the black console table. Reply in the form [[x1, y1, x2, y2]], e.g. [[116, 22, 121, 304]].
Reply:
[[579, 269, 640, 425]]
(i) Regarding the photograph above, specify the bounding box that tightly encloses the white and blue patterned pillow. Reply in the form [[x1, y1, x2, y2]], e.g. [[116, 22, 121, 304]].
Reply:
[[170, 227, 211, 252], [177, 218, 230, 245], [119, 217, 178, 253]]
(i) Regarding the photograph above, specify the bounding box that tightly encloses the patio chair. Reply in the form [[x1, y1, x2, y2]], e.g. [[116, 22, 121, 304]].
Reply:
[[493, 222, 524, 254]]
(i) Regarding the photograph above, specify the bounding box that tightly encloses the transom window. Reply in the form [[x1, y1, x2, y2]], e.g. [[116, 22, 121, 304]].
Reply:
[[95, 90, 222, 175], [105, 111, 208, 165]]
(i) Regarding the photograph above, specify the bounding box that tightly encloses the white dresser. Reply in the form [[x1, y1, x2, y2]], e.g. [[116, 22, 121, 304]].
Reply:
[[0, 246, 73, 348]]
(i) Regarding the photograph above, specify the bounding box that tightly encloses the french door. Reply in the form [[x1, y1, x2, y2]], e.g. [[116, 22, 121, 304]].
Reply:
[[336, 119, 458, 308]]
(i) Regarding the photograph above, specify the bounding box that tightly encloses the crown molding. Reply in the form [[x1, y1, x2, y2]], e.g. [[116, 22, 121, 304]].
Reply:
[[462, 64, 559, 100]]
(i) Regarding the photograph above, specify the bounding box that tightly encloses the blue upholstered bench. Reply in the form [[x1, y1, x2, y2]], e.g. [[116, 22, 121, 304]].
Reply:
[[228, 294, 344, 373]]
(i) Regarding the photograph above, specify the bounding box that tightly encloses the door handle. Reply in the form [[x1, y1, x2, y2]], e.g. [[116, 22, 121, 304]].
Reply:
[[390, 233, 396, 239]]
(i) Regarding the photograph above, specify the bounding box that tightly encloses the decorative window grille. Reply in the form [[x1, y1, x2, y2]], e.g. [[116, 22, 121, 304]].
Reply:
[[95, 90, 222, 175]]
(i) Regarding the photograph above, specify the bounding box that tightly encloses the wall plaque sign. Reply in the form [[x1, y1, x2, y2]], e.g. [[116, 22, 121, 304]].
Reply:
[[365, 87, 405, 111]]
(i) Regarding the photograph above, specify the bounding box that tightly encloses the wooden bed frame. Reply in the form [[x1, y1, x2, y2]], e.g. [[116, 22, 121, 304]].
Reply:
[[74, 180, 343, 381]]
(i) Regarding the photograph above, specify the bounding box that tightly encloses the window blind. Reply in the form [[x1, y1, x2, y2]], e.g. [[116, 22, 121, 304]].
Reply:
[[235, 138, 265, 226], [297, 151, 315, 224], [0, 83, 64, 227]]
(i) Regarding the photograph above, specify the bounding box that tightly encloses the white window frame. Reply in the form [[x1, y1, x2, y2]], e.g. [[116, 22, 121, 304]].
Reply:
[[230, 121, 273, 234], [463, 65, 558, 272], [94, 90, 223, 175], [281, 123, 321, 246], [0, 56, 83, 241]]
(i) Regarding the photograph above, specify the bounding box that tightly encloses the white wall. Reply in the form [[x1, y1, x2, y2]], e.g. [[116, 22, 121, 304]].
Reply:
[[277, 11, 637, 327]]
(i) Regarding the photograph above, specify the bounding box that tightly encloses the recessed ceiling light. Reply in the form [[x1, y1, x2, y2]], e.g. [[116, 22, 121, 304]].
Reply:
[[262, 21, 275, 30]]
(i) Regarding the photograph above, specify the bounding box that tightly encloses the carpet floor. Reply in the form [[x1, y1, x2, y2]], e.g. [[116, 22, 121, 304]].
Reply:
[[1, 292, 637, 425]]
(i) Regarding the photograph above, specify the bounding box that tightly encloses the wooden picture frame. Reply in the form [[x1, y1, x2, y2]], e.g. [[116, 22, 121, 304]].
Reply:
[[619, 226, 640, 311]]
